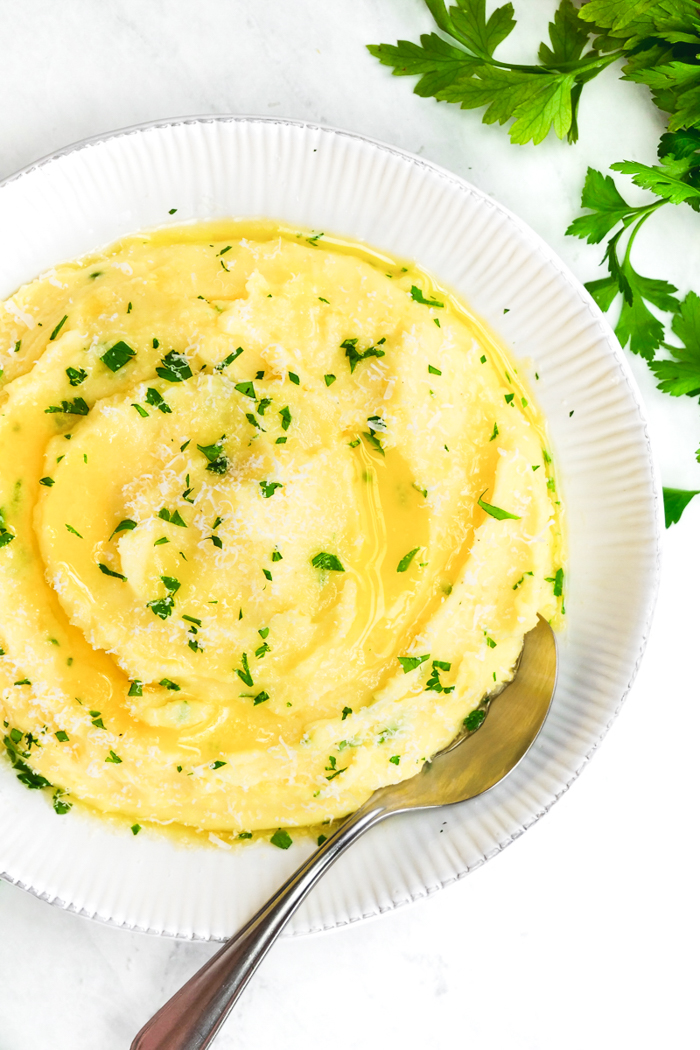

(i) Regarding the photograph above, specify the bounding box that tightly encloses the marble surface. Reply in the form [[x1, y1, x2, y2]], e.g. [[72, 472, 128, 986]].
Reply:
[[0, 2, 698, 1047]]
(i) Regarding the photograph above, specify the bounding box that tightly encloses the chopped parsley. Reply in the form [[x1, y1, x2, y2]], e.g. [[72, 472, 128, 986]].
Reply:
[[66, 366, 87, 386], [39, 477, 55, 487], [489, 422, 499, 441], [53, 790, 72, 814], [477, 492, 521, 521], [128, 681, 143, 697], [325, 755, 347, 780], [234, 380, 256, 399], [397, 547, 420, 572], [49, 315, 68, 341], [197, 436, 228, 474], [389, 755, 400, 765], [147, 575, 180, 619], [132, 404, 149, 417], [211, 760, 227, 769], [65, 524, 83, 537], [55, 730, 69, 742], [484, 632, 497, 648], [504, 392, 515, 405], [276, 436, 287, 444], [160, 678, 180, 691], [101, 340, 136, 372], [156, 350, 193, 382], [288, 372, 300, 385], [270, 829, 292, 849], [279, 406, 292, 430], [512, 572, 533, 590], [428, 364, 442, 375], [145, 388, 172, 413], [398, 654, 429, 673], [105, 749, 122, 764], [362, 430, 385, 456], [259, 480, 283, 498], [158, 508, 187, 528], [253, 691, 269, 705], [262, 568, 272, 581], [131, 824, 141, 835], [209, 535, 223, 549], [215, 346, 244, 370], [154, 537, 169, 546], [235, 652, 254, 687], [342, 337, 386, 373], [258, 627, 269, 639], [464, 709, 486, 732], [425, 660, 455, 693], [342, 707, 352, 720], [45, 397, 89, 415], [545, 567, 564, 597], [255, 640, 271, 658], [348, 438, 360, 448], [311, 552, 344, 572], [317, 834, 327, 846], [239, 831, 253, 839], [271, 550, 282, 562], [90, 710, 105, 728], [153, 338, 160, 349], [412, 482, 428, 498], [324, 374, 336, 386], [246, 411, 265, 431], [3, 731, 52, 790], [256, 398, 272, 416], [410, 286, 444, 308], [98, 562, 127, 581]]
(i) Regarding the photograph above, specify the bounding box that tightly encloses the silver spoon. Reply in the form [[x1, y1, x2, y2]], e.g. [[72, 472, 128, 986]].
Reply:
[[132, 615, 557, 1050]]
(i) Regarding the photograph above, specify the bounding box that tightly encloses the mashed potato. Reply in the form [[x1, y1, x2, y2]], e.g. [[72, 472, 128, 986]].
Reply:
[[0, 222, 562, 834]]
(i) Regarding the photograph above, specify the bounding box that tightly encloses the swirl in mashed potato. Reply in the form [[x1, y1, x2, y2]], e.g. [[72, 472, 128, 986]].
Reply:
[[0, 222, 562, 835]]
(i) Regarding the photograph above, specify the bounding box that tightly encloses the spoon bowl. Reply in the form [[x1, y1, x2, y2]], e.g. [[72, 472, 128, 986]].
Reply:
[[132, 615, 557, 1050]]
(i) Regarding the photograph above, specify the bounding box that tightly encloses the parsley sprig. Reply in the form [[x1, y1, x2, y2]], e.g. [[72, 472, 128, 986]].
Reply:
[[370, 0, 700, 524]]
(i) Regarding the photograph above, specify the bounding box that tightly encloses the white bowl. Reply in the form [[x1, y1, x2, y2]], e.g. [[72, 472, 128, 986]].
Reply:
[[0, 116, 661, 940]]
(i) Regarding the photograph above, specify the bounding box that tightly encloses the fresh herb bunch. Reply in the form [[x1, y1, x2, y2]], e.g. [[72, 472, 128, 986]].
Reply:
[[368, 0, 700, 523]]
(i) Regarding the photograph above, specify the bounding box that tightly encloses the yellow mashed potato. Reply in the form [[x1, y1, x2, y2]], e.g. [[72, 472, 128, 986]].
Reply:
[[0, 221, 562, 835]]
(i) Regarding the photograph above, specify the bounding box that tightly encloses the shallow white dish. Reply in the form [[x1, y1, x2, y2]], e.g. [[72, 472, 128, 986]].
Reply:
[[0, 116, 661, 940]]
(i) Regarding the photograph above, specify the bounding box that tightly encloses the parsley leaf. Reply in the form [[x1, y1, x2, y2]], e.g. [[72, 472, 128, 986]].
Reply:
[[156, 350, 193, 382], [663, 486, 700, 526], [197, 435, 229, 474], [101, 340, 136, 372], [342, 337, 386, 373], [410, 285, 444, 307], [45, 397, 89, 415], [98, 562, 127, 581], [259, 480, 283, 498], [270, 829, 293, 849], [66, 366, 87, 386], [105, 749, 122, 764], [464, 708, 486, 732], [311, 552, 345, 572], [477, 491, 521, 520], [235, 380, 256, 399], [145, 388, 172, 413], [397, 547, 420, 572], [235, 652, 254, 687], [110, 519, 137, 539], [49, 315, 68, 341], [398, 653, 429, 673], [215, 346, 244, 370], [650, 291, 700, 395]]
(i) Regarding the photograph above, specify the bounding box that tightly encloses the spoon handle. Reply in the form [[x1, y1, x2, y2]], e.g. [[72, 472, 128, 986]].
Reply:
[[130, 800, 390, 1050]]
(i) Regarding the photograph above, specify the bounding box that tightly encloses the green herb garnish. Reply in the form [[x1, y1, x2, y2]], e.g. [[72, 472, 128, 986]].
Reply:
[[128, 681, 143, 697], [477, 491, 521, 521], [398, 653, 429, 673], [397, 547, 420, 572], [66, 366, 87, 386], [464, 709, 486, 732], [341, 337, 386, 373], [156, 350, 192, 382], [49, 315, 68, 341], [215, 346, 244, 370], [270, 829, 292, 849], [410, 286, 443, 308], [145, 388, 172, 413], [98, 562, 127, 580], [311, 552, 345, 572], [324, 374, 336, 386], [235, 652, 254, 687], [259, 480, 283, 498], [288, 372, 300, 385], [101, 340, 136, 372], [105, 749, 122, 764]]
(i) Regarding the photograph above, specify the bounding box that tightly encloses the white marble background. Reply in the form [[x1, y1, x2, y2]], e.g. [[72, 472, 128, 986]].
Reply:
[[0, 2, 698, 1048]]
